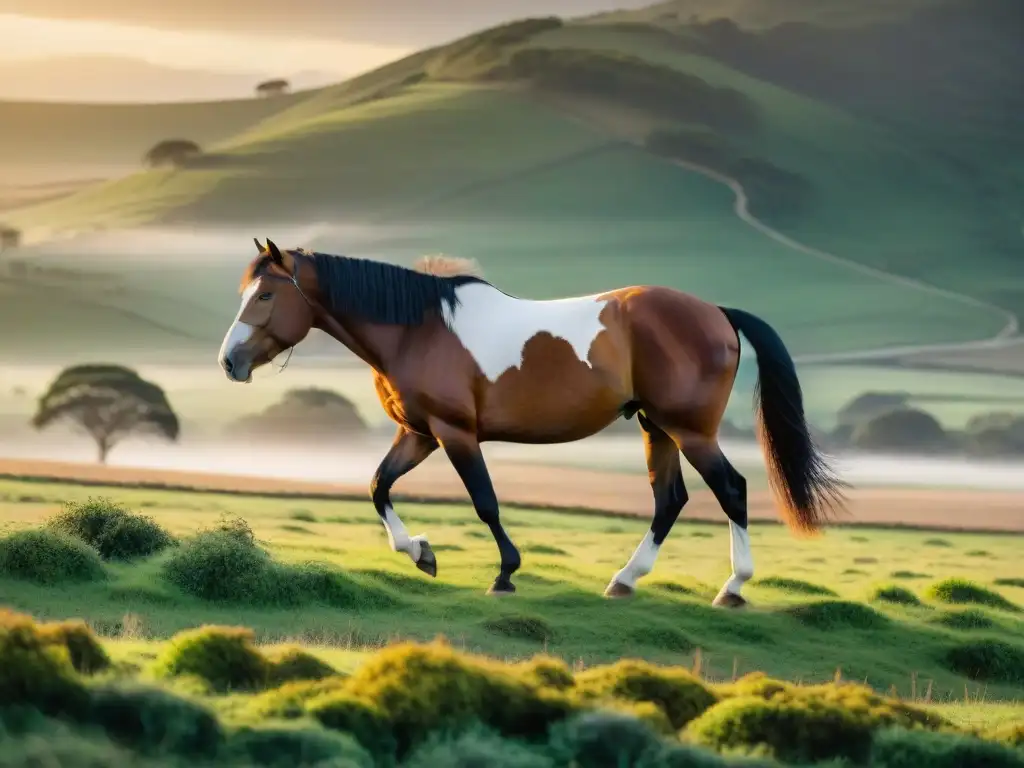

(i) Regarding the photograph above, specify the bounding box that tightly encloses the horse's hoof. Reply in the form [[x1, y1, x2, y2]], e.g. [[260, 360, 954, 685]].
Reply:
[[604, 580, 634, 599], [416, 542, 437, 578], [712, 591, 747, 609], [487, 577, 516, 596]]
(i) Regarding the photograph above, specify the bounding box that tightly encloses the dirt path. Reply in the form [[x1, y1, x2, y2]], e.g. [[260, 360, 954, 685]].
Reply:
[[1, 457, 1021, 533]]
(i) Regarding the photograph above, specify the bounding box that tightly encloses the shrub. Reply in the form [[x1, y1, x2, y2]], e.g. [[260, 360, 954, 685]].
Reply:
[[851, 407, 948, 452], [265, 646, 338, 685], [46, 497, 174, 560], [34, 617, 110, 674], [574, 659, 717, 730], [153, 626, 269, 692], [403, 726, 553, 768], [931, 609, 995, 630], [225, 724, 373, 768], [481, 614, 555, 643], [343, 641, 573, 752], [751, 576, 836, 596], [684, 695, 874, 764], [548, 710, 664, 767], [308, 692, 397, 758], [0, 528, 105, 584], [942, 639, 1024, 684], [870, 584, 922, 606], [784, 600, 888, 630], [0, 726, 151, 768], [926, 578, 1018, 611], [988, 721, 1024, 748], [513, 655, 575, 691], [161, 529, 275, 603], [870, 726, 1024, 768], [244, 676, 349, 720], [0, 610, 89, 716], [85, 683, 223, 758]]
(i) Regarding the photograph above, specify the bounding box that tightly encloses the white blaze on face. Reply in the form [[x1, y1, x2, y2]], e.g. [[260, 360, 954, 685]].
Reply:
[[219, 280, 260, 365], [442, 282, 608, 382]]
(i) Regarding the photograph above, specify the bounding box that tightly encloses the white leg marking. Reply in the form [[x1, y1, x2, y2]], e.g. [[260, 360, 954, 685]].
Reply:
[[612, 530, 660, 589], [721, 521, 754, 597], [383, 505, 424, 563], [218, 281, 260, 363]]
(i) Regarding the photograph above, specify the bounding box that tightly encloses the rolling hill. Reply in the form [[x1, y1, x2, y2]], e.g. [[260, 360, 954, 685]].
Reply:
[[1, 0, 1021, 428]]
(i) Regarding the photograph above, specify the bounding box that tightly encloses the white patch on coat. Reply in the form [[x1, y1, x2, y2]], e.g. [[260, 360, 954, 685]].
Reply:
[[611, 529, 660, 588], [442, 282, 608, 382], [219, 280, 260, 363], [383, 504, 424, 563], [721, 521, 754, 596]]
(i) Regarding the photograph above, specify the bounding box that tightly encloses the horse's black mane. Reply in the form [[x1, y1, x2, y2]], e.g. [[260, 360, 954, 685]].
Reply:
[[308, 251, 488, 328]]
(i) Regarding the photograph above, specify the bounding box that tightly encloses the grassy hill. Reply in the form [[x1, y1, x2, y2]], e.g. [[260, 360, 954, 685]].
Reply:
[[1, 1, 1021, 427]]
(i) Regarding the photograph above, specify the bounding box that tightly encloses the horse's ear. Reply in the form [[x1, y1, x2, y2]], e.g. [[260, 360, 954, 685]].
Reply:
[[253, 237, 265, 253], [266, 239, 283, 264]]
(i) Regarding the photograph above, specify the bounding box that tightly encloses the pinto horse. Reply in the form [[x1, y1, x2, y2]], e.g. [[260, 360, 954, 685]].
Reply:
[[219, 239, 844, 605]]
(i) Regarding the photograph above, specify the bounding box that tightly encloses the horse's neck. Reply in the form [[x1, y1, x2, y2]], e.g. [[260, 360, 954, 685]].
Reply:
[[317, 311, 391, 372]]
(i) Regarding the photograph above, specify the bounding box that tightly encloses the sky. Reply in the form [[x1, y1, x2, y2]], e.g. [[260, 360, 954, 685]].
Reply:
[[0, 1, 653, 102]]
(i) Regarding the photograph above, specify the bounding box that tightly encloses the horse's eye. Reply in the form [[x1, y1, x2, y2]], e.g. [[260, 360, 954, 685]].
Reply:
[[257, 292, 273, 301]]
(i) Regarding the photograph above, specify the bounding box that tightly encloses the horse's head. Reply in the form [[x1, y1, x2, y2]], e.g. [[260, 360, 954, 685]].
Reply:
[[218, 238, 316, 382]]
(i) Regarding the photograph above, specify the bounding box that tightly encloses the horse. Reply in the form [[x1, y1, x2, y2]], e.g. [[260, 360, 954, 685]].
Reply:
[[219, 238, 845, 605]]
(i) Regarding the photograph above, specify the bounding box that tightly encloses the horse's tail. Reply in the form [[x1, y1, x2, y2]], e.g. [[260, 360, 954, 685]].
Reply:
[[719, 306, 846, 535]]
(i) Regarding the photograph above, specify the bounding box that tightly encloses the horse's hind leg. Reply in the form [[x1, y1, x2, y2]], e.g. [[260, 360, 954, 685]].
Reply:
[[605, 413, 689, 598], [681, 438, 752, 608], [370, 427, 439, 576]]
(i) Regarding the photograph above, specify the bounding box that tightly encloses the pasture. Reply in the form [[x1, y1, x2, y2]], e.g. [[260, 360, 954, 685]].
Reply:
[[1, 479, 1023, 766]]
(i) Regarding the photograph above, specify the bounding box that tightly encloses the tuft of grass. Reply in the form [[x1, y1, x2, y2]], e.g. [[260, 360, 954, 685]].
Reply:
[[993, 577, 1024, 588], [512, 655, 575, 692], [0, 609, 110, 675], [308, 692, 397, 758], [891, 570, 930, 580], [481, 614, 556, 643], [869, 584, 922, 606], [923, 538, 953, 547], [941, 639, 1024, 685], [0, 528, 106, 585], [243, 676, 350, 721], [288, 509, 317, 523], [784, 600, 888, 630], [45, 497, 174, 560], [153, 625, 269, 692], [265, 646, 338, 686], [630, 624, 695, 654], [752, 576, 837, 596], [931, 609, 996, 631], [527, 543, 568, 556], [925, 578, 1018, 612], [965, 550, 991, 558]]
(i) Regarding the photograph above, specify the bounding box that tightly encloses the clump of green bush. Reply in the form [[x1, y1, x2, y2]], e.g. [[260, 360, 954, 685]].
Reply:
[[33, 616, 111, 674], [0, 528, 105, 584], [925, 578, 1018, 611], [224, 724, 372, 768], [153, 625, 269, 692], [870, 726, 1024, 768], [869, 584, 922, 606], [783, 599, 888, 630], [942, 639, 1024, 684], [308, 692, 397, 758], [548, 710, 665, 767], [265, 645, 338, 686], [513, 654, 575, 691], [931, 608, 995, 631], [46, 497, 174, 560], [752, 576, 837, 596], [481, 613, 555, 643], [573, 658, 718, 730], [244, 676, 350, 720]]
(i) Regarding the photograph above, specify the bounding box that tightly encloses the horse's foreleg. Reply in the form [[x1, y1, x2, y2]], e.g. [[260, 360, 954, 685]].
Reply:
[[682, 438, 752, 608], [605, 414, 688, 598], [370, 427, 439, 576], [430, 419, 521, 596]]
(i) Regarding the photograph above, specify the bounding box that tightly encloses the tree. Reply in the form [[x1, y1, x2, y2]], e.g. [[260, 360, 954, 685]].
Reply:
[[255, 78, 290, 97], [144, 139, 202, 168], [31, 364, 180, 464], [0, 225, 20, 253], [850, 407, 948, 453], [229, 387, 368, 442]]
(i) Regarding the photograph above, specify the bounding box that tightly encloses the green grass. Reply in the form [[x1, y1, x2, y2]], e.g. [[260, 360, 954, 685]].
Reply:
[[0, 477, 1022, 712]]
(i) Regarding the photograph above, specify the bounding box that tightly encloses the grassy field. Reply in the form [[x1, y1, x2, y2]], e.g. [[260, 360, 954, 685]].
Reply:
[[1, 479, 1023, 765]]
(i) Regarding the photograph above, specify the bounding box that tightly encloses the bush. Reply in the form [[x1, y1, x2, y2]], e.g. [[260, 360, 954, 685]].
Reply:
[[144, 138, 201, 168], [85, 683, 223, 758], [481, 614, 555, 643], [343, 641, 573, 752], [244, 676, 349, 720], [942, 639, 1024, 684], [225, 724, 373, 768], [926, 578, 1018, 611], [161, 529, 276, 603], [752, 576, 837, 596], [34, 617, 110, 674], [870, 726, 1024, 768], [988, 721, 1024, 748], [265, 646, 338, 685], [548, 710, 664, 767], [153, 626, 269, 692], [684, 695, 874, 764], [403, 726, 552, 768], [0, 528, 105, 584], [46, 497, 174, 560], [870, 584, 922, 606], [851, 407, 949, 452], [574, 659, 717, 730], [783, 600, 888, 630], [0, 725, 155, 768], [513, 655, 575, 691], [308, 692, 397, 758], [0, 610, 89, 716], [930, 609, 995, 630]]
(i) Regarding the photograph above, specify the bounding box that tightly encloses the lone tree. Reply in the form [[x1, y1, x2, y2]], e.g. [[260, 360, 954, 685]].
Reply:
[[255, 78, 290, 97], [144, 139, 202, 169], [0, 225, 20, 253], [31, 364, 180, 464]]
